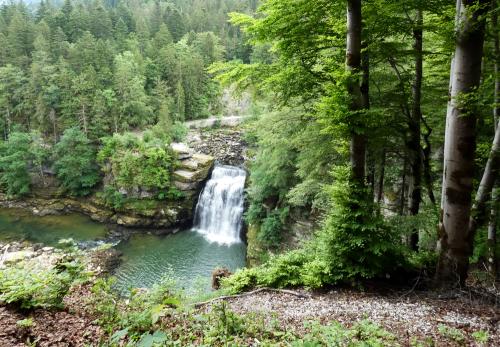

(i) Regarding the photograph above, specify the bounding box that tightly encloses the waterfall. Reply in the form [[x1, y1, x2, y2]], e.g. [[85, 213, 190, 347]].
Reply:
[[193, 165, 246, 245]]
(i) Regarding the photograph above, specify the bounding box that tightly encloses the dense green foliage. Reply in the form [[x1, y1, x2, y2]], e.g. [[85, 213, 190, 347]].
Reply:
[[53, 127, 100, 196], [215, 0, 500, 288], [97, 132, 177, 201], [0, 0, 257, 141], [0, 127, 178, 200], [0, 0, 498, 304], [0, 250, 88, 309], [0, 131, 32, 196]]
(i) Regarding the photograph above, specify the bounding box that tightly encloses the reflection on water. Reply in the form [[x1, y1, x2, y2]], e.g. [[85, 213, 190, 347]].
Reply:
[[0, 208, 108, 246], [113, 230, 246, 294]]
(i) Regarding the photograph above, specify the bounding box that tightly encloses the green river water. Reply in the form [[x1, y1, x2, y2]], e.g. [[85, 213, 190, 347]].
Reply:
[[0, 208, 246, 292]]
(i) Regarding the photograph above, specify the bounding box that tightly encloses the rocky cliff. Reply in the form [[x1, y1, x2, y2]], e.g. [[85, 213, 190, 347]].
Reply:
[[0, 144, 214, 231]]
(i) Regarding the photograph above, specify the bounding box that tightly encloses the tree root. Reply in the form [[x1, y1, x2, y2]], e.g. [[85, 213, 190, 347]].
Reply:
[[193, 287, 312, 308]]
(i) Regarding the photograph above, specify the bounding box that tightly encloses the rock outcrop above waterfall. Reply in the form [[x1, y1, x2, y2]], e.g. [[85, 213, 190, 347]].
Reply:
[[187, 128, 247, 166], [171, 143, 215, 199]]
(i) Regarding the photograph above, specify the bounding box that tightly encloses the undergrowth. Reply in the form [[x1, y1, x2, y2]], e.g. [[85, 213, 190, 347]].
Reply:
[[0, 242, 90, 309], [89, 276, 401, 346], [223, 166, 407, 293]]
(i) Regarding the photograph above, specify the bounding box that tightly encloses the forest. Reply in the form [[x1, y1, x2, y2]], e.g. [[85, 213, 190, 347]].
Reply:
[[0, 0, 499, 346]]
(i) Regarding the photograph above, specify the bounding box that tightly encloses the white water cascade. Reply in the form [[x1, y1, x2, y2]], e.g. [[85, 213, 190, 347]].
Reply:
[[193, 165, 246, 245]]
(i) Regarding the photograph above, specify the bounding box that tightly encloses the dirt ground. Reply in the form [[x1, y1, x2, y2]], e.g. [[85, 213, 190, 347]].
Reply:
[[1, 285, 499, 346]]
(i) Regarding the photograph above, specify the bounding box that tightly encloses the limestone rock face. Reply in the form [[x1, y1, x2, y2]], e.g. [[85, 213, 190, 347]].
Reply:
[[170, 142, 193, 159], [105, 142, 214, 228], [171, 144, 214, 199]]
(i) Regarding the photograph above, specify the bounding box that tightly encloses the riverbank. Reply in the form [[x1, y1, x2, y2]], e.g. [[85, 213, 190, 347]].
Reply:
[[0, 241, 116, 346], [0, 194, 192, 231]]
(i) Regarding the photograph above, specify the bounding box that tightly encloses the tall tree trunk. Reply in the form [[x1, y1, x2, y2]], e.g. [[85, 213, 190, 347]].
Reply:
[[346, 0, 366, 185], [494, 2, 499, 130], [487, 4, 499, 277], [436, 0, 491, 287], [377, 149, 386, 203], [468, 121, 500, 237], [408, 9, 424, 251]]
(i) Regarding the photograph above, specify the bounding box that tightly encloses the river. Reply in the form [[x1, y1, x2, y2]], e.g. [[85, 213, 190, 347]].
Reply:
[[0, 165, 247, 293]]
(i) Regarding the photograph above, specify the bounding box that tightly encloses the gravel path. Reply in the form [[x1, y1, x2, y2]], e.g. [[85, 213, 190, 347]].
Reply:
[[214, 289, 500, 345]]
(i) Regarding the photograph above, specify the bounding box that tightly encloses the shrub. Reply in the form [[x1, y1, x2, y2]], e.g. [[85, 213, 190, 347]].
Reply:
[[90, 276, 181, 339], [257, 207, 289, 248], [98, 186, 126, 209], [171, 121, 188, 142], [307, 166, 405, 284], [98, 132, 176, 194], [224, 166, 405, 293], [295, 320, 398, 346]]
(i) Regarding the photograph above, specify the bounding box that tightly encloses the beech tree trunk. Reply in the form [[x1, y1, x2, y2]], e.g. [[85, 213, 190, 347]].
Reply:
[[468, 121, 500, 239], [436, 0, 491, 287], [487, 5, 499, 277], [346, 0, 366, 185], [408, 9, 424, 251], [494, 3, 499, 132]]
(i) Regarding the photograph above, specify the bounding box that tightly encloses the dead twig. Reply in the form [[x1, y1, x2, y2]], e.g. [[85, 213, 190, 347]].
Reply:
[[193, 287, 311, 308]]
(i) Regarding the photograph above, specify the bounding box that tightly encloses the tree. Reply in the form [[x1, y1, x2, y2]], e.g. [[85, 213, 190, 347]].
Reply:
[[489, 0, 500, 276], [0, 64, 29, 138], [113, 51, 152, 130], [436, 0, 492, 286], [0, 131, 32, 197], [346, 0, 366, 187], [53, 127, 100, 196], [6, 10, 34, 67], [407, 8, 424, 250]]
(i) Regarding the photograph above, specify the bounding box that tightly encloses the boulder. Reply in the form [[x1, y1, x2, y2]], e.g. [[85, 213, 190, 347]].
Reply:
[[171, 142, 193, 159], [1, 250, 36, 266], [173, 181, 199, 191], [173, 170, 198, 183], [116, 215, 145, 227]]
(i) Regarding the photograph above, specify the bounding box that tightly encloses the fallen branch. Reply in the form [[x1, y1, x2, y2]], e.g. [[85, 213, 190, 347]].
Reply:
[[193, 287, 311, 308]]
